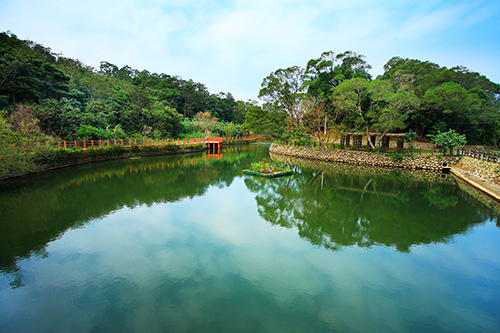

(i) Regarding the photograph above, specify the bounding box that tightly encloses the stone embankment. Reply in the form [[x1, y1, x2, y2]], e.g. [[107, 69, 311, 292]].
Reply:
[[269, 143, 458, 171], [271, 152, 455, 184], [453, 156, 500, 187]]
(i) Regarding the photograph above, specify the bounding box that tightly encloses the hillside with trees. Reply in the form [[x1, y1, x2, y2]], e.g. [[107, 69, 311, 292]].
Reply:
[[245, 51, 500, 147], [0, 31, 249, 146], [1, 31, 500, 179]]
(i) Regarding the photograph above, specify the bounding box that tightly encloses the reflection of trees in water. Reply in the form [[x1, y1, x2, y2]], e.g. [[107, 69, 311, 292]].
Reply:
[[0, 145, 269, 287], [423, 187, 459, 209], [246, 158, 497, 253]]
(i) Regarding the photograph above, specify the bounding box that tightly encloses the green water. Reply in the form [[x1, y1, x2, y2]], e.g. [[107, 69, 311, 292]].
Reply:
[[1, 144, 500, 332]]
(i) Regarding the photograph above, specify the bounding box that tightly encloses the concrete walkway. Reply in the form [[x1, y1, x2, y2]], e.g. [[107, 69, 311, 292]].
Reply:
[[451, 167, 500, 203]]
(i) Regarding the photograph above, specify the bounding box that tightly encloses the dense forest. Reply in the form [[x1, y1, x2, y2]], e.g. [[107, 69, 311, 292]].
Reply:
[[250, 51, 500, 147], [0, 31, 251, 147], [1, 31, 500, 151]]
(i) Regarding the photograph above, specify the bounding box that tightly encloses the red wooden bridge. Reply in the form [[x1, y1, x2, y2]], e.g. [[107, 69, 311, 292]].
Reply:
[[206, 137, 223, 152]]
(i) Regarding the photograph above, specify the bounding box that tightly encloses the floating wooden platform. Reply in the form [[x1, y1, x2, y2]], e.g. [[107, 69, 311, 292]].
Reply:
[[243, 169, 293, 178]]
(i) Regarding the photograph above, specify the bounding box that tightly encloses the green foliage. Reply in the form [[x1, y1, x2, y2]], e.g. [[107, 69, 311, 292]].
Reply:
[[77, 124, 104, 139], [423, 187, 459, 210], [251, 158, 292, 173], [428, 129, 467, 154], [386, 152, 404, 163], [0, 32, 70, 107], [0, 150, 37, 178], [129, 143, 203, 153], [258, 66, 307, 129], [242, 104, 286, 136], [251, 158, 271, 172], [261, 51, 499, 148], [0, 31, 246, 143], [305, 50, 372, 98], [403, 130, 417, 143], [31, 145, 128, 167]]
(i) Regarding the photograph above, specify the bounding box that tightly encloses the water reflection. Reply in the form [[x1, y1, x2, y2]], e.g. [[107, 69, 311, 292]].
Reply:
[[239, 153, 500, 252], [0, 144, 265, 285], [1, 144, 500, 332]]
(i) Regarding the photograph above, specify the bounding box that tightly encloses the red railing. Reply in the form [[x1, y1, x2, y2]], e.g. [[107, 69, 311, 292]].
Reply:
[[8, 136, 265, 154]]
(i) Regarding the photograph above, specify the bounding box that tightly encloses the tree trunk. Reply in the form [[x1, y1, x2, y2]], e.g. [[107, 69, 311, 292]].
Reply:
[[366, 126, 375, 149]]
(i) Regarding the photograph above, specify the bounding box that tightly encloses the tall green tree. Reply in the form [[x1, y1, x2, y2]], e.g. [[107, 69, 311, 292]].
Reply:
[[331, 78, 371, 142], [367, 80, 419, 145], [242, 104, 286, 136], [305, 50, 372, 99], [259, 66, 307, 129]]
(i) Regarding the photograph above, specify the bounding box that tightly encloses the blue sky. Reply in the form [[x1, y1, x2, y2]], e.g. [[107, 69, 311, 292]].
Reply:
[[1, 0, 499, 101]]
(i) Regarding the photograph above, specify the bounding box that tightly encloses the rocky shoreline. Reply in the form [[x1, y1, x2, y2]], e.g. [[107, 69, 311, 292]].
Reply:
[[269, 143, 458, 171]]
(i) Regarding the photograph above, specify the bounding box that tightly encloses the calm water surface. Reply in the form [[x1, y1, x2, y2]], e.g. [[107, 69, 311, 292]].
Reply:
[[1, 144, 500, 332]]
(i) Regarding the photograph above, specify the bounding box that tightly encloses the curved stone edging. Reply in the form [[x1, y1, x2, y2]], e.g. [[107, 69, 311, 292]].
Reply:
[[270, 152, 455, 184], [269, 143, 458, 171]]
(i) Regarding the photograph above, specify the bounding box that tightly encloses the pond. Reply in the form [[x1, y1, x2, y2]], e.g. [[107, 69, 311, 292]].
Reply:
[[1, 144, 500, 332]]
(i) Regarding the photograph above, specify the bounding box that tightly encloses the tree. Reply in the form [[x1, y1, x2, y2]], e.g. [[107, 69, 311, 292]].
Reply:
[[305, 50, 372, 99], [258, 66, 307, 129], [192, 111, 219, 136], [302, 99, 332, 147], [429, 129, 467, 155], [367, 80, 420, 146], [241, 104, 286, 136], [331, 78, 372, 145], [0, 32, 70, 106], [422, 82, 483, 139]]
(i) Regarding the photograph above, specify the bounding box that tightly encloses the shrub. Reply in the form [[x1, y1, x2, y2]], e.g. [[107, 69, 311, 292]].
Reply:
[[386, 152, 404, 162]]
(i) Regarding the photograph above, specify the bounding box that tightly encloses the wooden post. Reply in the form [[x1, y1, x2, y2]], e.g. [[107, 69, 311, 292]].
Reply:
[[58, 141, 61, 148], [107, 139, 110, 146], [74, 140, 77, 149], [84, 140, 86, 149], [99, 139, 102, 147], [129, 139, 131, 146], [121, 139, 123, 146], [114, 139, 117, 145], [64, 141, 67, 149], [92, 140, 94, 147]]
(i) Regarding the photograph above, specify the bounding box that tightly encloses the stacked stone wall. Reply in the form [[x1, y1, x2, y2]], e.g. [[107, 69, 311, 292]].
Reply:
[[454, 156, 500, 186], [269, 143, 458, 171]]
